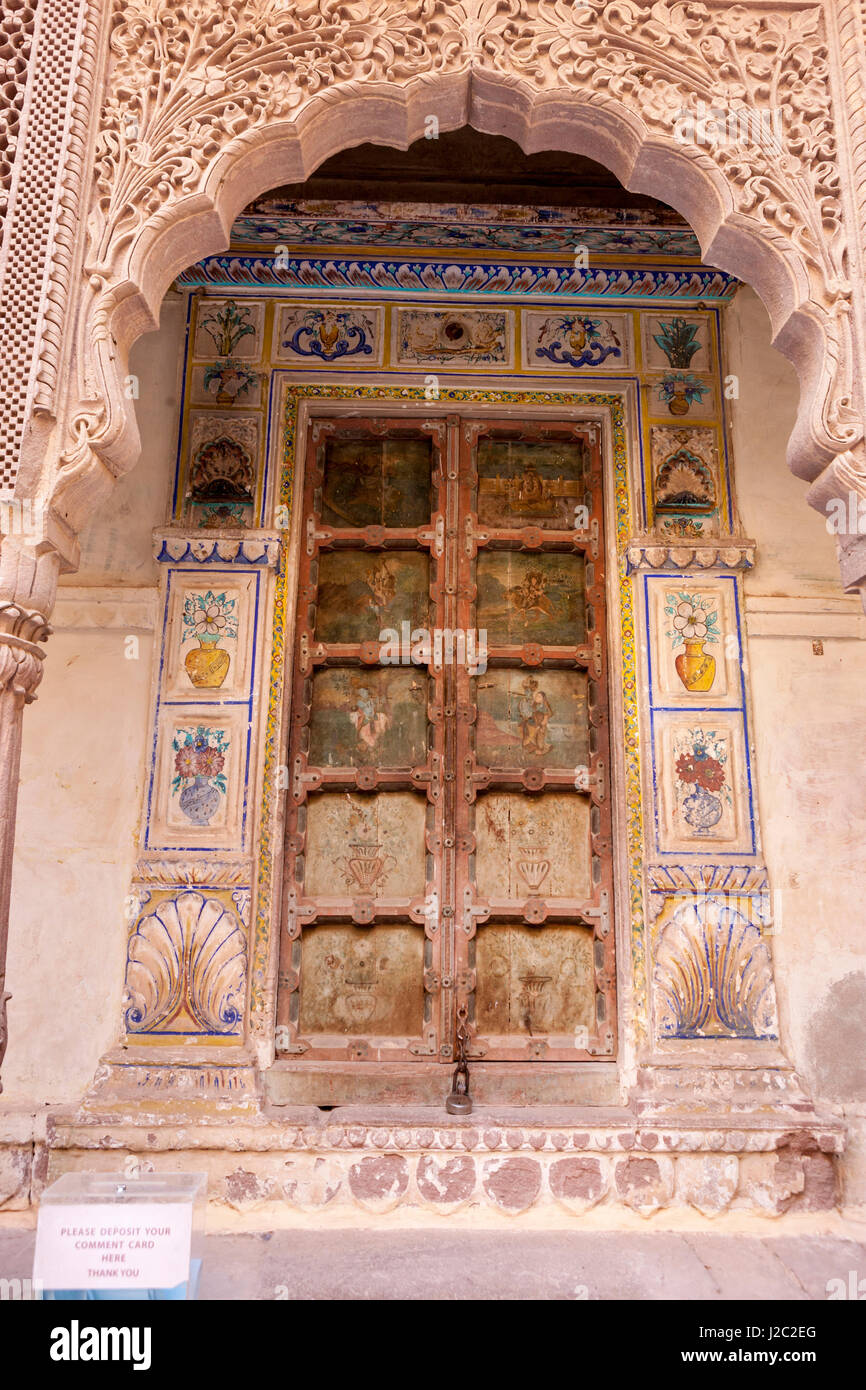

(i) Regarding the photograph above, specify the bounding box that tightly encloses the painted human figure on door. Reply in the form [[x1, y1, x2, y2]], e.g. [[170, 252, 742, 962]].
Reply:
[[516, 678, 553, 755]]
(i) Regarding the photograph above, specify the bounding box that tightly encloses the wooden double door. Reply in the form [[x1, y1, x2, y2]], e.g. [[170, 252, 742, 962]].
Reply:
[[276, 413, 615, 1075]]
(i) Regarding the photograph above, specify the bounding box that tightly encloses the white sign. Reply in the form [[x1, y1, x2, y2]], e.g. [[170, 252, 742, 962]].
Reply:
[[34, 1202, 193, 1290]]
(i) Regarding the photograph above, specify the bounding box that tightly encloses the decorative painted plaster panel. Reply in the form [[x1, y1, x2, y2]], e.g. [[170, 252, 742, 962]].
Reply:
[[394, 307, 511, 366], [163, 571, 257, 701], [654, 713, 753, 855], [192, 298, 265, 361], [231, 201, 703, 257], [647, 373, 717, 421], [642, 314, 712, 373], [185, 413, 260, 516], [124, 888, 248, 1037], [151, 710, 247, 851], [274, 303, 383, 366], [190, 361, 263, 409], [650, 425, 720, 532], [523, 312, 632, 371], [647, 577, 741, 707], [653, 896, 778, 1042]]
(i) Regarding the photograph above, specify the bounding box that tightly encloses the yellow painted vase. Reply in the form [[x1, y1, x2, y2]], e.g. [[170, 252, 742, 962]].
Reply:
[[185, 637, 230, 689], [675, 639, 715, 692]]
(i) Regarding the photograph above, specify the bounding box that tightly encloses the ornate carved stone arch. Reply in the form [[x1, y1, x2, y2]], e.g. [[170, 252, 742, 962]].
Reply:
[[37, 0, 865, 579]]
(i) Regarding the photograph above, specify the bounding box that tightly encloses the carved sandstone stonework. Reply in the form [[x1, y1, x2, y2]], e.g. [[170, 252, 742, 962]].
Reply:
[[0, 2, 864, 1202], [23, 0, 857, 563]]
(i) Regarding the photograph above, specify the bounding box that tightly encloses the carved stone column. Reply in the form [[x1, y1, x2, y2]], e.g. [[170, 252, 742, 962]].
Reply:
[[0, 538, 56, 1089]]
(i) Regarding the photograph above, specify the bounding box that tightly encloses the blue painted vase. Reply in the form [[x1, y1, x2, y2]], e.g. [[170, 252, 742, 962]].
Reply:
[[179, 774, 220, 826], [682, 785, 723, 832]]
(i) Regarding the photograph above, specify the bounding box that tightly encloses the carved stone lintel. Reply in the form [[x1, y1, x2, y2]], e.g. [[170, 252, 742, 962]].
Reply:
[[625, 537, 757, 574], [153, 530, 281, 568], [646, 863, 770, 922], [133, 855, 252, 887]]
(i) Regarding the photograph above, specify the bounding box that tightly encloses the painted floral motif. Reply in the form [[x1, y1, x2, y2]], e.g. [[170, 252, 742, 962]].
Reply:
[[181, 590, 238, 689], [664, 592, 720, 691], [203, 359, 259, 403], [195, 501, 251, 529], [232, 203, 701, 257], [533, 314, 622, 368], [198, 299, 256, 357], [281, 307, 375, 361], [665, 593, 719, 648], [674, 728, 730, 833], [656, 372, 708, 415], [662, 517, 704, 538], [652, 318, 702, 368], [172, 726, 229, 826]]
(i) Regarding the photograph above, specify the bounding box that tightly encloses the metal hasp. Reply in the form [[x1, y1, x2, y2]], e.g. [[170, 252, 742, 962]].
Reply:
[[445, 1003, 473, 1115]]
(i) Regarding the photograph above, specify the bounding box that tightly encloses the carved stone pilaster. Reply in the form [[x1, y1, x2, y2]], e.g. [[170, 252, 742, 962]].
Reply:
[[0, 538, 56, 1089]]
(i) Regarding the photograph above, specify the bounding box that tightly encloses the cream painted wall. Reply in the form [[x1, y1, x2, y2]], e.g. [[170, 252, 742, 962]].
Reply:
[[725, 286, 842, 594], [728, 286, 866, 1202], [3, 294, 186, 1102]]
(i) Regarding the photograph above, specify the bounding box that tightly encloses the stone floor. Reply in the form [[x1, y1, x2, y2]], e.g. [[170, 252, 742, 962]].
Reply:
[[2, 1226, 866, 1299]]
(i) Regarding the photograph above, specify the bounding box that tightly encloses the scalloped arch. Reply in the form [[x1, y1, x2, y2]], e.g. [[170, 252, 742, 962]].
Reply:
[[50, 2, 863, 543]]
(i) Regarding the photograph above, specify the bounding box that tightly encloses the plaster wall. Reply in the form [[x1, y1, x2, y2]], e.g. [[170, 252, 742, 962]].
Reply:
[[729, 287, 866, 1202], [1, 295, 186, 1101]]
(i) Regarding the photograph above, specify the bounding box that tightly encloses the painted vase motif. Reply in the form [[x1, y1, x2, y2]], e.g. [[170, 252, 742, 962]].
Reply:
[[185, 634, 231, 689], [675, 639, 716, 693], [172, 726, 229, 827], [682, 784, 723, 832], [181, 591, 238, 689], [338, 842, 396, 894], [178, 774, 221, 827], [516, 848, 551, 892], [668, 386, 690, 415]]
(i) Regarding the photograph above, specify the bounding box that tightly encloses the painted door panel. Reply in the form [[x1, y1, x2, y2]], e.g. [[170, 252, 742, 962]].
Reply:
[[278, 414, 615, 1068]]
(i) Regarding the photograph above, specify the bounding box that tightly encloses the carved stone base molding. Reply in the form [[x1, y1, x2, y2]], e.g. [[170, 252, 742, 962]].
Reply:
[[0, 1105, 842, 1219], [79, 1055, 263, 1122]]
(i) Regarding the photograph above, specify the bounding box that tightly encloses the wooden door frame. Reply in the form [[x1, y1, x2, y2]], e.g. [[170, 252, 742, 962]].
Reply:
[[268, 391, 629, 1104]]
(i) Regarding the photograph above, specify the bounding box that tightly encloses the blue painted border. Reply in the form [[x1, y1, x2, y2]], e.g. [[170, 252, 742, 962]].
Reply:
[[143, 567, 260, 852], [643, 572, 756, 857]]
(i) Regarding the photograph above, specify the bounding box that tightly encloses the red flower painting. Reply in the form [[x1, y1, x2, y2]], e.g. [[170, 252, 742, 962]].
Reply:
[[675, 751, 726, 793]]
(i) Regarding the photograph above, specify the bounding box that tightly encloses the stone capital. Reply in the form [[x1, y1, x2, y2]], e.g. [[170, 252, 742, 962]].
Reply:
[[806, 446, 866, 604], [0, 636, 45, 705]]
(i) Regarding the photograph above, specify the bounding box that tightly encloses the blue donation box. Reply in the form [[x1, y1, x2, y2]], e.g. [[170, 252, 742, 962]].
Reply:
[[33, 1172, 207, 1301]]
